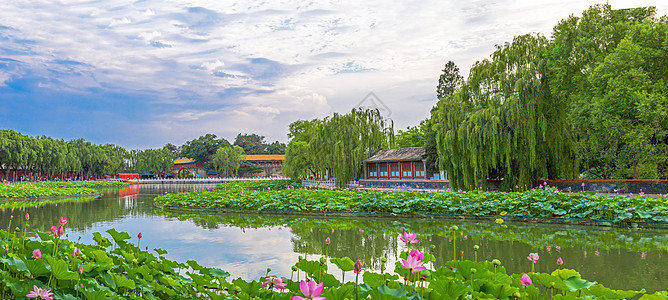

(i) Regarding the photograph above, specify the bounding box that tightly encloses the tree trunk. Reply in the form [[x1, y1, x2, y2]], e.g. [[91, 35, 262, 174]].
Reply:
[[632, 153, 637, 179], [572, 155, 577, 180]]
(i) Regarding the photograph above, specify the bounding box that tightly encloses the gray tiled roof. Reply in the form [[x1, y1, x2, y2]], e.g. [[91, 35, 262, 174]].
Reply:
[[366, 147, 426, 162]]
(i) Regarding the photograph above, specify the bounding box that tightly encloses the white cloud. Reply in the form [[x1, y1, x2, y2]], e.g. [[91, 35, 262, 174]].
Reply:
[[138, 30, 162, 40], [0, 0, 666, 147]]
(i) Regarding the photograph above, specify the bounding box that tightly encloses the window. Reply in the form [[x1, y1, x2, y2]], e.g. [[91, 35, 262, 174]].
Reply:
[[390, 164, 399, 177], [368, 165, 377, 177], [379, 165, 388, 177], [402, 162, 412, 177], [415, 163, 425, 177]]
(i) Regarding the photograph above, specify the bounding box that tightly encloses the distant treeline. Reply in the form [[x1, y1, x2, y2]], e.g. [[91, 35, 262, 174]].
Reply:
[[0, 130, 285, 179]]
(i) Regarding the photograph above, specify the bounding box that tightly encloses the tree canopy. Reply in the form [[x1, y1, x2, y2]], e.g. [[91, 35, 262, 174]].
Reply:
[[284, 108, 394, 187], [432, 4, 668, 190]]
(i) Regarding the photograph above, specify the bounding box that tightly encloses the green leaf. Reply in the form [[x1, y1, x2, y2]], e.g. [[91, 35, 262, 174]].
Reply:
[[106, 228, 131, 244], [89, 250, 114, 265], [0, 257, 29, 274], [113, 274, 136, 290], [47, 256, 79, 281], [24, 258, 51, 278], [100, 271, 117, 290], [330, 257, 355, 272], [154, 248, 168, 255], [563, 276, 596, 292]]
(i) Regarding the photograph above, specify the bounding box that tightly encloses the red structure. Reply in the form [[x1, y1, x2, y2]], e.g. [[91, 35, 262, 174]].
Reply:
[[118, 173, 140, 180], [365, 147, 426, 180]]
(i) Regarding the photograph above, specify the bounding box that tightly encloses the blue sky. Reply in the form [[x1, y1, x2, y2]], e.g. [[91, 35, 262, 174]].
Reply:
[[1, 0, 666, 149]]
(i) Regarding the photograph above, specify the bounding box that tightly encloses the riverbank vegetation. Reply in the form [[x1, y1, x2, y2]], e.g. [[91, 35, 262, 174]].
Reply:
[[217, 179, 302, 190], [1, 216, 665, 299], [154, 187, 668, 225], [0, 183, 98, 199], [0, 130, 285, 181]]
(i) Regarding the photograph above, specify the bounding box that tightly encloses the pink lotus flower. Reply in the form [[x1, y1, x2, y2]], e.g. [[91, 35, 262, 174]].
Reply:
[[400, 232, 419, 244], [26, 285, 53, 300], [59, 217, 67, 225], [401, 253, 426, 274], [520, 274, 532, 288], [556, 257, 563, 266], [325, 237, 330, 245], [25, 213, 29, 220], [262, 276, 287, 290], [50, 226, 57, 234], [32, 249, 41, 259], [138, 232, 142, 239], [34, 233, 39, 239], [57, 226, 64, 237], [409, 249, 424, 261], [526, 253, 539, 262], [291, 280, 325, 300], [354, 259, 362, 274]]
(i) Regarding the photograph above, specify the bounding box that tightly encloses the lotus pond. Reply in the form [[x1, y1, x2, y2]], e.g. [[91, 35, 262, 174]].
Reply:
[[0, 184, 666, 297]]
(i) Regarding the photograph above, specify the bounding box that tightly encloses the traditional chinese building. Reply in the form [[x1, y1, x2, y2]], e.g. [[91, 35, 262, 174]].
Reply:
[[245, 154, 284, 177], [365, 147, 426, 180], [171, 158, 206, 177]]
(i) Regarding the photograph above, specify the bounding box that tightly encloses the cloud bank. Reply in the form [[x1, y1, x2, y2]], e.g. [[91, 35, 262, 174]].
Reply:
[[0, 0, 665, 148]]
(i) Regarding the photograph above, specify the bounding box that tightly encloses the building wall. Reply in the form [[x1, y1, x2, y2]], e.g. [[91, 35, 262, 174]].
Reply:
[[365, 160, 426, 180]]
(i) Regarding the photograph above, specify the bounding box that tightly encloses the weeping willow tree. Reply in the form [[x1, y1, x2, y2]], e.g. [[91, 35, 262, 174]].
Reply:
[[284, 108, 394, 188], [433, 34, 573, 191]]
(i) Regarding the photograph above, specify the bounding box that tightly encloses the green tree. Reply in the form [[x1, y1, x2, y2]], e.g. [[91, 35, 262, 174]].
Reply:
[[393, 125, 424, 148], [180, 134, 230, 167], [434, 34, 572, 191], [285, 109, 393, 188], [212, 146, 245, 177], [436, 60, 464, 99], [264, 141, 286, 154], [234, 133, 266, 155]]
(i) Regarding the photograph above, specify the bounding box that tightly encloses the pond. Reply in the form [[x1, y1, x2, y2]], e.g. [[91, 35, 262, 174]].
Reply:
[[0, 184, 666, 292]]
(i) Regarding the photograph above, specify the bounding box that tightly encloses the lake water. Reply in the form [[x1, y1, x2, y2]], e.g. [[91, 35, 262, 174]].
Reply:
[[1, 184, 666, 292]]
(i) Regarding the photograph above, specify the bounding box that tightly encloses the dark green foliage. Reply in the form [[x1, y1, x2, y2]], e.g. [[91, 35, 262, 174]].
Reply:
[[180, 134, 231, 167], [433, 5, 667, 188], [284, 109, 394, 188], [155, 188, 668, 224]]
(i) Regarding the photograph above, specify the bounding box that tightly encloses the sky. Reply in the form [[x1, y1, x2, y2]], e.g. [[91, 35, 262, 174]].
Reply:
[[0, 0, 666, 149]]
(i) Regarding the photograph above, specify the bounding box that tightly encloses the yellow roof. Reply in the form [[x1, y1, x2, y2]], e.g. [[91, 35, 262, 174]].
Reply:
[[174, 158, 197, 164], [245, 154, 285, 160]]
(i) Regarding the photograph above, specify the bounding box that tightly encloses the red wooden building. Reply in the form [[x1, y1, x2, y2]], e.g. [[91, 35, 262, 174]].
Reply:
[[365, 147, 427, 180]]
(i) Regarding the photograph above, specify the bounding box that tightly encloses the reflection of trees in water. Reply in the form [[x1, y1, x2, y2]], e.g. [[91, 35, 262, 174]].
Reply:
[[163, 211, 668, 293], [5, 184, 661, 293], [291, 226, 400, 270], [0, 184, 215, 234]]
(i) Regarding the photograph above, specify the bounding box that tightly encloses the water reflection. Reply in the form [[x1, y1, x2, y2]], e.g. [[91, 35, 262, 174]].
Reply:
[[0, 184, 665, 293]]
